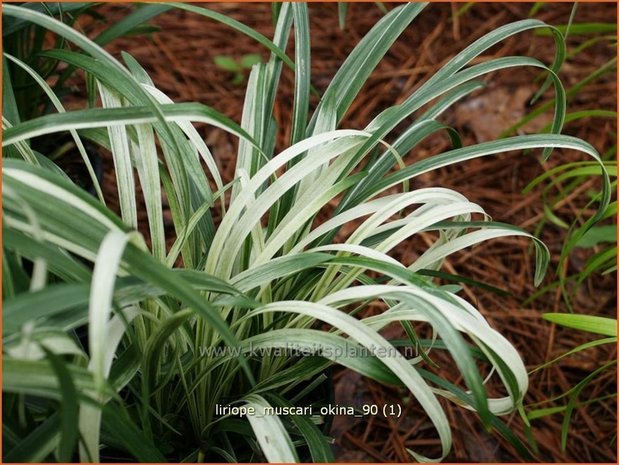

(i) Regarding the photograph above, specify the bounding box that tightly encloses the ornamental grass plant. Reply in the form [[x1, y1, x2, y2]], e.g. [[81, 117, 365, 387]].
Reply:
[[1, 2, 611, 463]]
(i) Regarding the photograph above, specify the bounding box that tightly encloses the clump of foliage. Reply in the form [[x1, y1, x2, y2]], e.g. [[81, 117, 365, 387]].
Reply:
[[2, 2, 610, 463], [523, 145, 616, 456], [518, 6, 616, 452], [526, 312, 616, 452]]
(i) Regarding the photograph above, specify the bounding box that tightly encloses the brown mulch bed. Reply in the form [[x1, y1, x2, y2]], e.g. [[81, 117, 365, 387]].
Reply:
[[77, 2, 616, 462]]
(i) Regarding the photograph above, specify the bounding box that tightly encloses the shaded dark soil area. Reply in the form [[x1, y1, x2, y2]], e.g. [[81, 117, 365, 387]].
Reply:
[[75, 2, 616, 462]]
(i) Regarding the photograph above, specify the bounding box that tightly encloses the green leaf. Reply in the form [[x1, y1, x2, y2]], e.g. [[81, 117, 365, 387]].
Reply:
[[290, 3, 310, 145], [3, 54, 21, 125], [337, 3, 348, 30], [40, 347, 79, 462], [232, 252, 333, 292], [543, 313, 617, 337], [4, 413, 61, 462], [94, 4, 171, 45], [101, 402, 167, 462], [214, 55, 241, 72], [575, 225, 617, 248], [534, 22, 616, 36]]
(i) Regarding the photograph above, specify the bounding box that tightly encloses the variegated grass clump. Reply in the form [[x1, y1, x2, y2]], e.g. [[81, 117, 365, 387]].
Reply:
[[2, 2, 610, 463]]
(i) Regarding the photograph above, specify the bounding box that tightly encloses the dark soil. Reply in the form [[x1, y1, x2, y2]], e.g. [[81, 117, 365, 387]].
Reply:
[[73, 2, 617, 462]]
